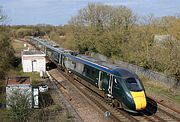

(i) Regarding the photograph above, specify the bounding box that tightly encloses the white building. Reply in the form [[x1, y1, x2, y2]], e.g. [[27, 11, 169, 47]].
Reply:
[[22, 50, 46, 72]]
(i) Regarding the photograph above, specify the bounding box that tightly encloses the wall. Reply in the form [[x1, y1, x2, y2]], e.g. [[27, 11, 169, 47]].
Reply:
[[91, 53, 180, 89]]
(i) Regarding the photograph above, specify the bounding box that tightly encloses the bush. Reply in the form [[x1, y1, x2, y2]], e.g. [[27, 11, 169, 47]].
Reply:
[[6, 89, 32, 122]]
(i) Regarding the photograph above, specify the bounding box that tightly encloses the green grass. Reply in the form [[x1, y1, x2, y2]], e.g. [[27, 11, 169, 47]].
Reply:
[[12, 64, 41, 86], [17, 72, 40, 86], [0, 109, 6, 122], [145, 85, 180, 102], [140, 75, 180, 103], [17, 71, 40, 86]]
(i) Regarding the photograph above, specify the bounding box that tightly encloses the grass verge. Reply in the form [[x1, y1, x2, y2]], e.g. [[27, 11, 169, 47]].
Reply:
[[12, 39, 25, 53], [140, 75, 180, 103]]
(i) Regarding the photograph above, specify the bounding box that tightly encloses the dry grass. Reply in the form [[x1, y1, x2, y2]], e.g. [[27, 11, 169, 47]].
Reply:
[[0, 110, 2, 121], [12, 39, 25, 53], [140, 75, 180, 103]]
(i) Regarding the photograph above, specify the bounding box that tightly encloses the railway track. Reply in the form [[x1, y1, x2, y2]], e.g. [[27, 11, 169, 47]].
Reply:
[[46, 68, 175, 122], [142, 97, 180, 122], [49, 68, 180, 122], [46, 71, 83, 122], [48, 69, 115, 122], [148, 95, 180, 115], [51, 68, 137, 122]]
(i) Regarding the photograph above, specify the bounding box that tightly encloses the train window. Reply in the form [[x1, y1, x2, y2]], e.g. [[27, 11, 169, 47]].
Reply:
[[92, 70, 96, 77], [125, 78, 143, 91], [92, 70, 95, 74], [75, 62, 84, 73], [100, 72, 110, 82], [53, 52, 59, 62], [86, 68, 90, 74], [91, 70, 99, 79]]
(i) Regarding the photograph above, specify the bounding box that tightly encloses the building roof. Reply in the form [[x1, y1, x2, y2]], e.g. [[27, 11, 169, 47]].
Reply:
[[22, 50, 45, 56], [7, 76, 31, 85]]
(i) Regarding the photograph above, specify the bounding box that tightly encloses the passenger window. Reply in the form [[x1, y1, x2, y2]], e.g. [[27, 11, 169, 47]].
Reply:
[[92, 70, 95, 74], [86, 68, 90, 74], [75, 62, 84, 73], [100, 72, 110, 82]]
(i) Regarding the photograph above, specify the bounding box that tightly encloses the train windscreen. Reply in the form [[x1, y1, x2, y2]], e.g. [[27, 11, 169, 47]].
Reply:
[[125, 78, 143, 91]]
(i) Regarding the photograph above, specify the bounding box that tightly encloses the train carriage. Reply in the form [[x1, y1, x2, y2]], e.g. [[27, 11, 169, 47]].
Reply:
[[63, 54, 147, 112]]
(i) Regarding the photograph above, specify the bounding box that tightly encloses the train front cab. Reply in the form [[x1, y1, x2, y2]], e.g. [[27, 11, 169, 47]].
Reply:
[[126, 77, 146, 111], [113, 76, 147, 112]]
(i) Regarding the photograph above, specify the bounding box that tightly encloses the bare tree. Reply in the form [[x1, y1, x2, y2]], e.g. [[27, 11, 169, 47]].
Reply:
[[0, 6, 7, 25], [68, 3, 136, 56]]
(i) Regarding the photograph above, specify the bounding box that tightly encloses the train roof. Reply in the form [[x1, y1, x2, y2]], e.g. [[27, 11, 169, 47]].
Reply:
[[30, 37, 65, 53], [29, 36, 137, 78], [111, 68, 138, 79], [65, 54, 113, 74], [68, 54, 136, 78], [77, 54, 119, 69]]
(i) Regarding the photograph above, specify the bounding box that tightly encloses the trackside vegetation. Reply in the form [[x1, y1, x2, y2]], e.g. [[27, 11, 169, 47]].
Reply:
[[67, 3, 180, 81], [0, 8, 14, 80]]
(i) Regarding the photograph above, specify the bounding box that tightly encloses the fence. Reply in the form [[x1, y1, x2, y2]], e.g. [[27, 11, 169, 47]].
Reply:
[[91, 53, 180, 89]]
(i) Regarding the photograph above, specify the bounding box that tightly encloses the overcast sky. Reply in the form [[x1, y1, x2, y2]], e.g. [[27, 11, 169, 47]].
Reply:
[[1, 0, 180, 25]]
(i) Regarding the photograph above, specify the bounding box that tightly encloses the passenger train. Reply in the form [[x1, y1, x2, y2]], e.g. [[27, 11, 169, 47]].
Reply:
[[28, 36, 147, 112]]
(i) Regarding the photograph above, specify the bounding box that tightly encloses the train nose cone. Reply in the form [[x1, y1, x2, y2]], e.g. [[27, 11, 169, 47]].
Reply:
[[133, 96, 147, 110], [130, 91, 147, 110]]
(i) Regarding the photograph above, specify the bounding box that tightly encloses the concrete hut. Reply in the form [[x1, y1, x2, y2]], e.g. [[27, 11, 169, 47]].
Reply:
[[22, 50, 46, 73]]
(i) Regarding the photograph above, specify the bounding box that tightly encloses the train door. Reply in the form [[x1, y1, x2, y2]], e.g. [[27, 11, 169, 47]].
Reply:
[[100, 72, 110, 93], [112, 77, 120, 98], [61, 55, 66, 68], [108, 75, 113, 96], [98, 71, 102, 90], [59, 53, 62, 66]]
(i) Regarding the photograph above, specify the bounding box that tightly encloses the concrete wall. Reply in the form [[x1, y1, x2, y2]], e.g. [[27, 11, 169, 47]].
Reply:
[[91, 53, 180, 89]]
